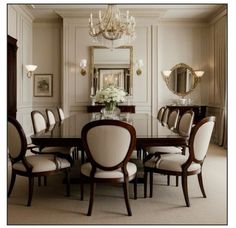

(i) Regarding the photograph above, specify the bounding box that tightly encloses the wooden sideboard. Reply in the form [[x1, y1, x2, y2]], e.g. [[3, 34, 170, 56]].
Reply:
[[166, 105, 207, 123], [87, 105, 136, 113]]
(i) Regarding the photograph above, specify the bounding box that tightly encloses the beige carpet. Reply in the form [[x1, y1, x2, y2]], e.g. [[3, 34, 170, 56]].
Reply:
[[7, 144, 227, 225]]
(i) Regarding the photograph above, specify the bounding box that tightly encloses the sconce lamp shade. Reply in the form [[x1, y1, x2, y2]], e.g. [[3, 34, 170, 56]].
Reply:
[[25, 65, 37, 72], [25, 65, 38, 78], [80, 59, 87, 68], [195, 70, 205, 77], [136, 59, 144, 67], [162, 70, 172, 77]]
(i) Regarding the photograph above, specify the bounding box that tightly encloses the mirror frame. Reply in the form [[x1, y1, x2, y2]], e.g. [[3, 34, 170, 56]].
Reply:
[[164, 63, 200, 97], [90, 46, 134, 95]]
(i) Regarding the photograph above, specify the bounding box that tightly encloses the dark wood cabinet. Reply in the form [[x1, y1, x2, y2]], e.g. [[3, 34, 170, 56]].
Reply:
[[7, 35, 18, 118], [87, 105, 136, 113], [167, 105, 207, 124]]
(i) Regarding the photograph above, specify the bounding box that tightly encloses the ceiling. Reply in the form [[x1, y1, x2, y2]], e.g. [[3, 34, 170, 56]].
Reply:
[[25, 4, 226, 22]]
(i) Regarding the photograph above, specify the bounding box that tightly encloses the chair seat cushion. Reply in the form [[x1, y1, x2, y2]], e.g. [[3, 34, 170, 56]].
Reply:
[[41, 146, 71, 154], [144, 154, 201, 172], [13, 154, 70, 173], [147, 146, 182, 154], [81, 162, 137, 179]]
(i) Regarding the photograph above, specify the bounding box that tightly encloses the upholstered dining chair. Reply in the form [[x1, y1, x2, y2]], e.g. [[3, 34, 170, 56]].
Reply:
[[147, 110, 195, 186], [57, 107, 65, 122], [167, 109, 180, 130], [7, 116, 71, 206], [148, 111, 195, 155], [144, 116, 215, 207], [157, 106, 166, 121], [31, 110, 73, 164], [161, 107, 169, 126], [80, 119, 137, 216], [46, 109, 56, 125]]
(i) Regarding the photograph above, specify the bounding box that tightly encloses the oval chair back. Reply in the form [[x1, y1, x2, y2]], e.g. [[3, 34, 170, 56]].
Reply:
[[189, 116, 216, 163], [31, 111, 47, 134], [46, 109, 56, 125], [82, 120, 136, 170], [157, 107, 165, 121], [161, 108, 169, 126], [167, 109, 179, 130], [57, 107, 65, 121], [8, 116, 27, 164], [178, 110, 195, 137]]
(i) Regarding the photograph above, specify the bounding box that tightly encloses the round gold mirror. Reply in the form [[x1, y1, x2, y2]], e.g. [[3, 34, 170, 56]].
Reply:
[[163, 63, 199, 97]]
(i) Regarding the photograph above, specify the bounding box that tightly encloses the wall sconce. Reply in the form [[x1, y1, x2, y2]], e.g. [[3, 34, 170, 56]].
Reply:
[[136, 59, 144, 76], [194, 70, 205, 77], [25, 65, 38, 78], [80, 59, 87, 76]]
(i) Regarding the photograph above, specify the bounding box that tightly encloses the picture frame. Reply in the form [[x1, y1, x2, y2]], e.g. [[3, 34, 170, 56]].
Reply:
[[98, 68, 125, 90], [34, 74, 53, 97]]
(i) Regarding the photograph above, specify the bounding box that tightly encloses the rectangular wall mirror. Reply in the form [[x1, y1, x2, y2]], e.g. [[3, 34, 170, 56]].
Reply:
[[90, 46, 133, 95]]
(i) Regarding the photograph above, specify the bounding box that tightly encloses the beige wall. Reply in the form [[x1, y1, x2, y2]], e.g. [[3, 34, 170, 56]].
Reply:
[[32, 21, 62, 119]]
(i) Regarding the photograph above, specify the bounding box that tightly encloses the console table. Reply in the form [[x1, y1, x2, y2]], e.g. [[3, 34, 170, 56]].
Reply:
[[87, 105, 136, 113], [167, 105, 207, 123]]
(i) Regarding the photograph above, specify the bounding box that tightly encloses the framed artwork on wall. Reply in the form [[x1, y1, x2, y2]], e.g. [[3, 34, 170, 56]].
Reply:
[[98, 68, 125, 90], [34, 74, 53, 97]]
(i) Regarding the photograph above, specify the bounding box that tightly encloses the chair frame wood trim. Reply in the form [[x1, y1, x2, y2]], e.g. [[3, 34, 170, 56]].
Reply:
[[144, 116, 216, 206], [80, 119, 137, 216], [7, 116, 71, 206]]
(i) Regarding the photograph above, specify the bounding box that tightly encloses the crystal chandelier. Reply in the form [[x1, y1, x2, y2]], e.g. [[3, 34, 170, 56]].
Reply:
[[88, 5, 136, 49]]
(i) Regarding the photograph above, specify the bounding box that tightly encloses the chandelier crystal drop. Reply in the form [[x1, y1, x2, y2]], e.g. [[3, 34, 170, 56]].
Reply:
[[88, 5, 136, 49]]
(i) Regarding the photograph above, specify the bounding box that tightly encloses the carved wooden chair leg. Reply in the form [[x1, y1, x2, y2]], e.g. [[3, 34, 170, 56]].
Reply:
[[38, 176, 41, 186], [197, 172, 206, 198], [87, 181, 96, 216], [149, 171, 153, 198], [176, 176, 179, 187], [65, 170, 70, 197], [80, 178, 84, 200], [167, 175, 170, 185], [123, 179, 132, 216], [133, 176, 137, 199], [8, 171, 16, 197], [44, 176, 47, 186], [181, 175, 190, 207], [27, 176, 34, 207], [144, 170, 148, 198]]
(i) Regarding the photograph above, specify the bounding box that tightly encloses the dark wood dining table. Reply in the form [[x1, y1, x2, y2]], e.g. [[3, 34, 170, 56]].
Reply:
[[31, 113, 187, 184], [31, 113, 187, 149]]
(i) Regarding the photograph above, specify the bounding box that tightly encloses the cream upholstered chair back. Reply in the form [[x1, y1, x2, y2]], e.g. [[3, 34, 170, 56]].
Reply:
[[189, 116, 215, 162], [46, 109, 56, 125], [57, 107, 65, 121], [161, 108, 169, 126], [157, 107, 165, 121], [8, 116, 27, 162], [82, 120, 136, 169], [167, 109, 179, 129], [31, 111, 47, 134], [178, 111, 195, 137]]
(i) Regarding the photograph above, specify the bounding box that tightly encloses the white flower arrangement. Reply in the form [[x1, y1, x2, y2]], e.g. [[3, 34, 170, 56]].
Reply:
[[95, 85, 127, 104]]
